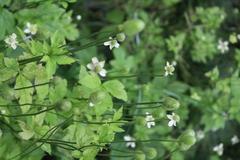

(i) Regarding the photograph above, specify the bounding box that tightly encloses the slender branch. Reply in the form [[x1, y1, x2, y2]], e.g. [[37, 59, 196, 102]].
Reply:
[[0, 106, 55, 117], [0, 103, 53, 108], [104, 74, 164, 80], [114, 101, 163, 106], [10, 115, 73, 159], [110, 139, 178, 143], [14, 82, 51, 90]]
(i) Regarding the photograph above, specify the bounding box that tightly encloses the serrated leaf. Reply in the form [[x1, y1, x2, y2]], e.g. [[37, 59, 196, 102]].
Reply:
[[15, 74, 33, 113], [41, 55, 57, 79], [18, 130, 34, 140], [113, 107, 123, 121], [103, 80, 127, 101], [49, 77, 67, 103], [94, 92, 113, 115], [79, 73, 101, 89], [55, 55, 76, 65]]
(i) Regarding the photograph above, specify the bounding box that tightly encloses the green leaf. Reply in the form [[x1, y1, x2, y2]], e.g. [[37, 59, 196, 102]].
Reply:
[[0, 57, 18, 82], [15, 74, 33, 113], [35, 65, 49, 101], [55, 55, 76, 65], [16, 3, 79, 40], [103, 80, 127, 101], [49, 77, 67, 103], [98, 124, 114, 142], [40, 143, 51, 155], [34, 112, 46, 126], [79, 73, 101, 89], [113, 107, 123, 121], [18, 130, 35, 140], [51, 31, 66, 47], [94, 92, 113, 115], [0, 9, 15, 40], [41, 55, 57, 79]]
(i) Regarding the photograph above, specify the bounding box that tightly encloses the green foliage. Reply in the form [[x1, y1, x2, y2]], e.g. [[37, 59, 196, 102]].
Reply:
[[0, 0, 239, 160]]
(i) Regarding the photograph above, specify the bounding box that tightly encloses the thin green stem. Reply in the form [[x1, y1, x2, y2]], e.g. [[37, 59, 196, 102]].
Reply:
[[104, 74, 164, 80], [110, 139, 178, 143], [0, 106, 55, 118], [0, 103, 53, 108], [10, 115, 73, 159], [18, 55, 44, 65], [14, 82, 51, 90], [114, 101, 163, 106]]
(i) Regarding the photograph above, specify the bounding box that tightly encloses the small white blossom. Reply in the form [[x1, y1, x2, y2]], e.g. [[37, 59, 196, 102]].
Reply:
[[167, 112, 179, 127], [104, 37, 120, 50], [231, 135, 239, 145], [164, 61, 175, 76], [196, 130, 205, 140], [217, 39, 229, 54], [4, 33, 18, 50], [24, 22, 38, 35], [172, 60, 177, 66], [89, 102, 94, 107], [145, 112, 155, 128], [213, 143, 224, 156], [87, 57, 107, 77], [124, 135, 136, 148], [237, 34, 240, 40], [76, 15, 82, 20]]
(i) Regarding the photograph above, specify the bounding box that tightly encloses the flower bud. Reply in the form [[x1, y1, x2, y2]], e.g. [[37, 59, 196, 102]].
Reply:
[[163, 97, 180, 111], [145, 147, 157, 159], [118, 19, 145, 36], [178, 129, 196, 151], [229, 34, 237, 44], [116, 32, 126, 42], [60, 100, 72, 111], [89, 91, 107, 106]]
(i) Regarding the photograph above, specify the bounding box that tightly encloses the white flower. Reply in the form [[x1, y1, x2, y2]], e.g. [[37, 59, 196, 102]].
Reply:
[[76, 15, 82, 20], [196, 130, 205, 140], [237, 34, 240, 40], [87, 57, 107, 77], [145, 112, 155, 128], [124, 135, 136, 148], [24, 22, 38, 35], [104, 37, 120, 50], [89, 102, 94, 107], [231, 135, 239, 145], [167, 112, 180, 127], [172, 60, 177, 66], [4, 33, 18, 50], [164, 61, 175, 76], [217, 39, 229, 54], [213, 143, 224, 156]]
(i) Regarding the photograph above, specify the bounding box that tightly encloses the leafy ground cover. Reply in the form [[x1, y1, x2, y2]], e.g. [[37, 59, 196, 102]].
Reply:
[[0, 0, 240, 160]]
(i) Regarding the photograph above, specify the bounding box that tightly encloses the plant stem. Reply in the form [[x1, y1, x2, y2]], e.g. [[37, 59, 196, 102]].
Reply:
[[10, 115, 73, 159], [0, 106, 55, 117], [104, 74, 164, 80], [110, 139, 178, 143], [14, 82, 51, 90], [0, 103, 53, 107], [114, 101, 163, 106]]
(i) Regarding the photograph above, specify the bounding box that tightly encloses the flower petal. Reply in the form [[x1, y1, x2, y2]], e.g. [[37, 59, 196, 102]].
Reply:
[[92, 57, 99, 64], [99, 69, 107, 77]]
